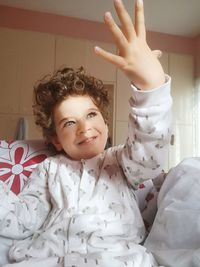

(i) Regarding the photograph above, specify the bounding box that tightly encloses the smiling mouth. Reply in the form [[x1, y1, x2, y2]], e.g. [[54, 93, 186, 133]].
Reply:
[[78, 136, 97, 145]]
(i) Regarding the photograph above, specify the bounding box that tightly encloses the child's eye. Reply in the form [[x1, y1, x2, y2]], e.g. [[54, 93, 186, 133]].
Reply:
[[63, 121, 75, 127], [87, 112, 97, 119]]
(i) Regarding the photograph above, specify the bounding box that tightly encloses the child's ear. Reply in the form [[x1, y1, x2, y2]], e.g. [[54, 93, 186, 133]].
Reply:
[[51, 136, 63, 152]]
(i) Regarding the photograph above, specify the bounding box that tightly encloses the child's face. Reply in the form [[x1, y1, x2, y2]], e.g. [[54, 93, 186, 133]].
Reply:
[[52, 95, 108, 160]]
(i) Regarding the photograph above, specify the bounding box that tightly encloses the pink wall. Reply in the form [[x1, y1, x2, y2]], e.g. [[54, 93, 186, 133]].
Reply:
[[0, 5, 113, 42], [0, 4, 199, 76]]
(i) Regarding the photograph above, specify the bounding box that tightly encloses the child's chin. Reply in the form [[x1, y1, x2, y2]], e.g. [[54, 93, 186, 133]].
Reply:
[[81, 149, 104, 160], [83, 153, 99, 160]]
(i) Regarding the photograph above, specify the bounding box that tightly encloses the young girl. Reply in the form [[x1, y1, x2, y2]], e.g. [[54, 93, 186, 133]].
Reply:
[[0, 0, 172, 266]]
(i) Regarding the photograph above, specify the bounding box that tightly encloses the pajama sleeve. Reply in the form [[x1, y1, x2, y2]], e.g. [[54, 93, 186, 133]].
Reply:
[[0, 159, 51, 239], [118, 75, 172, 188]]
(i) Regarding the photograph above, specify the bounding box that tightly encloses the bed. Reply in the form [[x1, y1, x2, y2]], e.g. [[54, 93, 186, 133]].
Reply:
[[0, 140, 199, 267]]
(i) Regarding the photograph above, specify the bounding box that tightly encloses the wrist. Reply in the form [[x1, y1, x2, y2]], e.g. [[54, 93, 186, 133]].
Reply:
[[134, 72, 166, 91]]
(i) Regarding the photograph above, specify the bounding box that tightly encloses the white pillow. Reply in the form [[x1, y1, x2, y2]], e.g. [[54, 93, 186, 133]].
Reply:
[[145, 157, 200, 267]]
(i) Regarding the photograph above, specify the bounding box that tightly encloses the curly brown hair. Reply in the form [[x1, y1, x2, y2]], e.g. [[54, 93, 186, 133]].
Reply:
[[33, 66, 109, 144]]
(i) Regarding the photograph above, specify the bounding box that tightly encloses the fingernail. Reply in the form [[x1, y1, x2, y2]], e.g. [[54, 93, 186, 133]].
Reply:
[[114, 0, 125, 9], [138, 0, 143, 5], [104, 12, 113, 21], [114, 0, 122, 6], [94, 46, 101, 53]]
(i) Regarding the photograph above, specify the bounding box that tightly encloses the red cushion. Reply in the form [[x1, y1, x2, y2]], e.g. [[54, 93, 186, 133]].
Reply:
[[0, 140, 52, 195]]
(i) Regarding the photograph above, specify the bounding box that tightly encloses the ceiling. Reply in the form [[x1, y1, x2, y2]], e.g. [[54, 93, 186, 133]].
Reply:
[[0, 0, 200, 38]]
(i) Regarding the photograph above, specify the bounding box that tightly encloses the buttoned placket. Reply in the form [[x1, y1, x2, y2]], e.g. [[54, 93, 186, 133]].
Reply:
[[67, 156, 101, 254]]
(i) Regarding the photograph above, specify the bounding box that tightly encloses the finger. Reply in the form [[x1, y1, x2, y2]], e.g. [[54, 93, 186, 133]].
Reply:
[[114, 0, 136, 41], [153, 50, 162, 59], [104, 12, 128, 50], [94, 46, 125, 69], [135, 0, 146, 39]]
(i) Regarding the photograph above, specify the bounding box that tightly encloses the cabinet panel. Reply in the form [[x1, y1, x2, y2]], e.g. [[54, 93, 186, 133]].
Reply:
[[20, 31, 55, 115], [116, 69, 131, 121], [0, 28, 22, 114], [0, 114, 42, 140], [0, 115, 19, 140], [159, 52, 169, 74], [0, 28, 22, 54], [167, 54, 194, 170], [0, 54, 21, 114], [86, 41, 116, 81], [115, 120, 128, 145], [55, 37, 87, 69], [25, 115, 43, 140], [168, 124, 193, 169], [169, 54, 194, 124]]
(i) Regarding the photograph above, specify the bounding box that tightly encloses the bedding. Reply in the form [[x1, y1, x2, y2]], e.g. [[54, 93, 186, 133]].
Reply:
[[145, 157, 200, 267]]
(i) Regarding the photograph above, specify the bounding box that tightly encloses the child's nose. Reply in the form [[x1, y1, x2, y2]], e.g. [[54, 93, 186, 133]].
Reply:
[[77, 120, 91, 135]]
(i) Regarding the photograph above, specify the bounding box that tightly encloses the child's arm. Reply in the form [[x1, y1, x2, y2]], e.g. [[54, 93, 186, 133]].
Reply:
[[95, 0, 165, 91], [96, 0, 172, 187], [118, 78, 172, 188]]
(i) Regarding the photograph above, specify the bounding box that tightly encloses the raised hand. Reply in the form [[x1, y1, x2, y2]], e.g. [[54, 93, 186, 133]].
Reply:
[[94, 0, 165, 91]]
